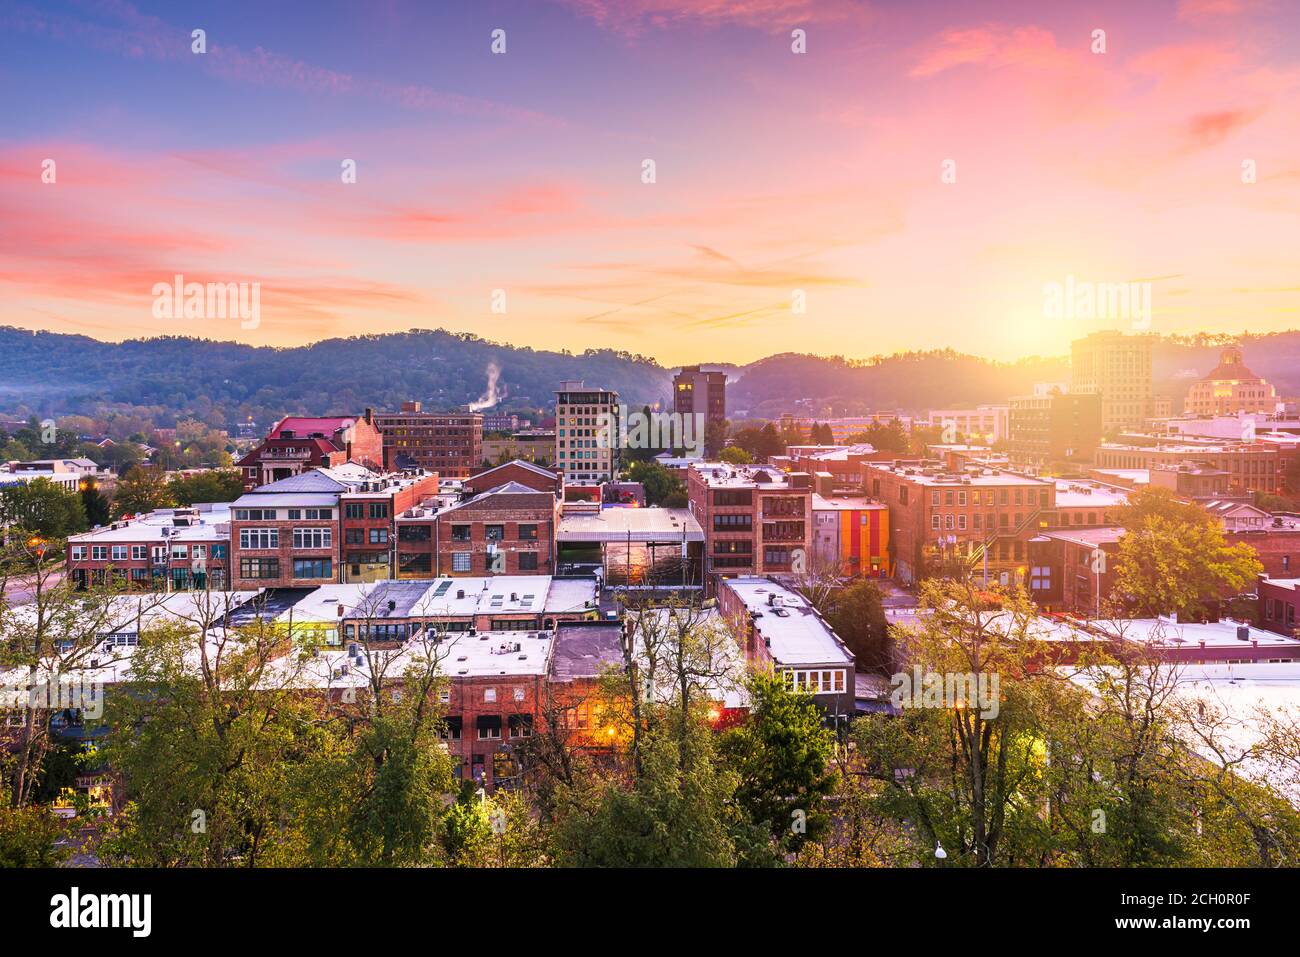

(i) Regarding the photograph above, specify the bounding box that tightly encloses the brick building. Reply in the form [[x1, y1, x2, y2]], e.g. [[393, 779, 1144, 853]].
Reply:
[[464, 459, 560, 496], [237, 414, 383, 490], [863, 462, 1056, 585], [716, 577, 855, 714], [1007, 390, 1103, 468], [373, 402, 483, 478], [810, 494, 889, 577], [393, 482, 559, 578], [1094, 441, 1291, 495], [67, 505, 232, 591], [229, 467, 439, 590], [687, 463, 814, 590]]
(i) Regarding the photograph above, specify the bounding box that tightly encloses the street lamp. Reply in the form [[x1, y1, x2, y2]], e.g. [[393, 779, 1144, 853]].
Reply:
[[934, 842, 947, 861]]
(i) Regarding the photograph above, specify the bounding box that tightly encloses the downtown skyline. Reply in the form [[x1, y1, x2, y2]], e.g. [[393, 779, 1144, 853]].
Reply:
[[3, 0, 1299, 365]]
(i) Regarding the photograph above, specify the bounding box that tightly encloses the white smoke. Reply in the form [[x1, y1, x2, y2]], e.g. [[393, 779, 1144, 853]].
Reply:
[[468, 361, 507, 411]]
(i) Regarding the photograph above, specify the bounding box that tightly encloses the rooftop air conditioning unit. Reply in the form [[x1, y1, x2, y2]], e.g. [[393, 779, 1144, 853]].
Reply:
[[1236, 625, 1251, 642]]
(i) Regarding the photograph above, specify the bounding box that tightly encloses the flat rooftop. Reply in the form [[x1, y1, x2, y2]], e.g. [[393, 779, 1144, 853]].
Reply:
[[68, 506, 232, 544], [723, 577, 853, 667], [558, 506, 703, 543], [272, 576, 598, 622], [1051, 480, 1129, 509], [1039, 526, 1126, 547], [811, 494, 885, 512], [690, 463, 810, 489], [865, 463, 1050, 487]]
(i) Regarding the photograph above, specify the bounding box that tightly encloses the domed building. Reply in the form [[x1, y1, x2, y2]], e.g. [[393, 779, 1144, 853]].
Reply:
[[1182, 346, 1279, 416]]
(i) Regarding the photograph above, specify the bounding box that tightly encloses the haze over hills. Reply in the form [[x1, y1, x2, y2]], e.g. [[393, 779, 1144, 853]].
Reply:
[[4, 325, 1300, 432]]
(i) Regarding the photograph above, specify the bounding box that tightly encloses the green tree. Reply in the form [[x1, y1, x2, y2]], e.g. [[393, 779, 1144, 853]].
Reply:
[[80, 485, 111, 527], [0, 477, 87, 537], [625, 459, 687, 507], [0, 805, 72, 866], [718, 445, 753, 465], [721, 671, 838, 853], [1112, 515, 1261, 619], [112, 465, 174, 518], [826, 579, 892, 673], [169, 469, 244, 506]]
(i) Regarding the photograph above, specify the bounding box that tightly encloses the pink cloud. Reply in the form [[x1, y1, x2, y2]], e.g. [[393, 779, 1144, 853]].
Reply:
[[556, 0, 871, 35], [910, 24, 1061, 77]]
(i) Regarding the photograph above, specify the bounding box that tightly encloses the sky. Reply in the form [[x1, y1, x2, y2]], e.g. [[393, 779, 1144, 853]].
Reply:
[[2, 0, 1299, 366]]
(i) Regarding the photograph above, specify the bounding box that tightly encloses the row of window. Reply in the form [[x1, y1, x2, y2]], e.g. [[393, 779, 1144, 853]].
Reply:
[[238, 558, 334, 579], [239, 527, 336, 550], [930, 487, 1048, 507], [234, 507, 336, 521], [72, 544, 225, 561], [783, 669, 847, 694]]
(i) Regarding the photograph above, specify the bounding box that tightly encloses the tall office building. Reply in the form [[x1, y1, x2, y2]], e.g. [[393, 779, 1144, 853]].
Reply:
[[1070, 330, 1153, 432], [554, 380, 620, 483], [673, 366, 727, 426]]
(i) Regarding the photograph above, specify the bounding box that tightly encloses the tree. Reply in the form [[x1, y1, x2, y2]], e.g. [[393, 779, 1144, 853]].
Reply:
[[847, 421, 909, 453], [719, 445, 752, 465], [1117, 485, 1214, 530], [97, 594, 333, 866], [732, 423, 785, 463], [1112, 515, 1261, 619], [0, 477, 87, 537], [80, 485, 110, 527], [0, 542, 141, 809], [721, 671, 838, 853], [549, 720, 747, 867], [0, 805, 72, 866], [825, 579, 892, 673], [625, 460, 687, 508], [112, 465, 174, 518], [169, 469, 244, 506], [852, 579, 1053, 866]]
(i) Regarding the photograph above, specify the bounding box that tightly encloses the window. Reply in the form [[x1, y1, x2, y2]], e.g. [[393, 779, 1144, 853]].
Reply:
[[293, 527, 332, 549], [477, 715, 502, 740], [131, 544, 147, 561], [171, 545, 188, 560], [485, 524, 504, 541], [931, 514, 940, 530], [518, 552, 538, 571], [1030, 566, 1050, 590], [91, 546, 108, 561], [518, 524, 538, 540], [292, 558, 333, 579], [509, 714, 533, 738], [111, 545, 128, 561], [512, 687, 525, 702], [71, 546, 86, 561], [451, 552, 471, 572], [369, 502, 389, 520], [484, 688, 497, 702], [235, 508, 275, 521], [451, 524, 471, 542], [346, 528, 364, 544], [239, 528, 279, 549], [345, 503, 365, 519], [239, 558, 280, 579]]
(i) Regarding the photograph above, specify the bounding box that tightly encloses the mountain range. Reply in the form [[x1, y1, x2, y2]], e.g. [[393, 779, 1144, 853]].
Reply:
[[3, 325, 1299, 433]]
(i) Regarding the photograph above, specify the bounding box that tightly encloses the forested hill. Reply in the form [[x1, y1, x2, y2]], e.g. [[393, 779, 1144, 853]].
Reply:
[[4, 325, 1300, 432]]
